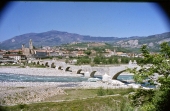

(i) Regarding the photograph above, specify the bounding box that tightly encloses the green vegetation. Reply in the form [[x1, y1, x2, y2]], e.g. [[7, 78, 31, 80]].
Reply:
[[1, 96, 127, 111], [64, 42, 131, 53], [1, 88, 135, 111], [84, 50, 91, 55], [70, 55, 143, 66], [76, 56, 91, 65], [128, 42, 170, 111], [60, 42, 145, 65], [44, 89, 98, 101], [0, 63, 20, 66], [27, 64, 45, 68], [97, 87, 135, 96], [68, 42, 88, 47], [93, 55, 140, 65]]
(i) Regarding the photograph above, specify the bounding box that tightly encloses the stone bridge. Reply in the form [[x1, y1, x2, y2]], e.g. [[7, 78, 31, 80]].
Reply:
[[32, 60, 140, 79]]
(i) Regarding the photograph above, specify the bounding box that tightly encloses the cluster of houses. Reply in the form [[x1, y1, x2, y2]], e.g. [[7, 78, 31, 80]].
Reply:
[[0, 39, 143, 64]]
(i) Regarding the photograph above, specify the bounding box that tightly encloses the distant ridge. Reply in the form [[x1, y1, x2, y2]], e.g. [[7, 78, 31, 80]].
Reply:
[[0, 30, 169, 50]]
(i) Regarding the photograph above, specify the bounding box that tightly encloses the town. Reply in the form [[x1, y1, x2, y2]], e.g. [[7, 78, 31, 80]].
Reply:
[[0, 39, 145, 66]]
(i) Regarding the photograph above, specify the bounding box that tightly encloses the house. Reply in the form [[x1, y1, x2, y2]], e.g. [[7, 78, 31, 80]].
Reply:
[[3, 54, 26, 61], [58, 51, 64, 56], [116, 52, 123, 56], [75, 47, 87, 51], [104, 52, 111, 57], [49, 51, 59, 57], [71, 59, 77, 64], [105, 49, 111, 53], [104, 49, 115, 57], [69, 51, 78, 57], [34, 50, 49, 59], [0, 50, 5, 58], [120, 53, 128, 57], [7, 49, 23, 55], [116, 52, 129, 57], [76, 51, 86, 57], [42, 46, 51, 50]]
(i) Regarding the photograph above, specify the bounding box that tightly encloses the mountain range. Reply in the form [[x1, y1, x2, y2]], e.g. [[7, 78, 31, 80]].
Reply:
[[0, 30, 170, 50]]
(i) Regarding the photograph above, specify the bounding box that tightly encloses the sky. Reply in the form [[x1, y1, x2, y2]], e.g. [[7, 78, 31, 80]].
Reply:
[[0, 2, 169, 42]]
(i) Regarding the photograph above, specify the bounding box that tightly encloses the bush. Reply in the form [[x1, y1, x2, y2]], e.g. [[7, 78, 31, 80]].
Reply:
[[18, 104, 28, 109]]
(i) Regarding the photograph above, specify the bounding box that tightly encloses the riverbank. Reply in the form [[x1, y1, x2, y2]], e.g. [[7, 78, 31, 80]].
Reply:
[[0, 81, 132, 106], [0, 67, 135, 106]]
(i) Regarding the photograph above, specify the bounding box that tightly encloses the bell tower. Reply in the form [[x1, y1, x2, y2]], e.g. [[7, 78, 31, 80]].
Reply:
[[22, 44, 25, 54], [29, 39, 33, 50]]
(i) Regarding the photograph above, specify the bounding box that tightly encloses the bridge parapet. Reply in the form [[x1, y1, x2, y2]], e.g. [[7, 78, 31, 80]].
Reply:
[[31, 60, 140, 79]]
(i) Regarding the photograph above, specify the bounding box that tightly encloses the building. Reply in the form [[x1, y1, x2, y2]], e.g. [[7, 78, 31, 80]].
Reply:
[[34, 50, 49, 59], [22, 39, 35, 57], [76, 51, 86, 57], [49, 51, 59, 57], [3, 54, 26, 61], [0, 50, 5, 58]]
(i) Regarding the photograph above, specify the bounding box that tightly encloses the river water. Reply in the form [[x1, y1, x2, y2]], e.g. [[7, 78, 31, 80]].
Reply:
[[0, 73, 133, 82], [0, 73, 155, 88], [0, 73, 88, 82]]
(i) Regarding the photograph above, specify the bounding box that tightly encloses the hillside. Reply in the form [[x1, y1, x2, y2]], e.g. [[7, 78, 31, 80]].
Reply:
[[114, 32, 170, 47], [0, 30, 123, 50], [0, 30, 169, 50], [113, 32, 170, 52]]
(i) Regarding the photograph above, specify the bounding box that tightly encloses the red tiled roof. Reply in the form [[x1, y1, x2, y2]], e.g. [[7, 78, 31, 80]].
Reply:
[[3, 54, 24, 56], [9, 49, 22, 52]]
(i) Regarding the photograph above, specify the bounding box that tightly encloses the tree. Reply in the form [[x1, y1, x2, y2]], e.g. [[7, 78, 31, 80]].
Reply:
[[108, 57, 113, 64], [84, 50, 91, 56], [6, 51, 10, 54], [93, 56, 100, 64], [113, 57, 119, 64], [128, 42, 170, 111], [77, 56, 91, 65]]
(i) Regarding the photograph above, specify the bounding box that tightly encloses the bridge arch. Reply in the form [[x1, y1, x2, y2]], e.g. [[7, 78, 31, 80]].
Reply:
[[37, 61, 40, 65], [58, 66, 63, 70], [51, 62, 56, 68], [77, 69, 84, 75], [90, 71, 97, 77], [77, 69, 82, 74], [45, 62, 49, 67], [112, 70, 126, 80], [33, 62, 36, 65], [65, 67, 72, 72]]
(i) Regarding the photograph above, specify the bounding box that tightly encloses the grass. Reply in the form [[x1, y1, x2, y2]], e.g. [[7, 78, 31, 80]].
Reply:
[[2, 96, 130, 111], [1, 88, 135, 111], [44, 89, 98, 101], [97, 87, 135, 96]]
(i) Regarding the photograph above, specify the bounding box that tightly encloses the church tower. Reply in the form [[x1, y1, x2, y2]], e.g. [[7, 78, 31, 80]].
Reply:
[[22, 44, 25, 55], [29, 39, 33, 50], [29, 39, 35, 55]]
